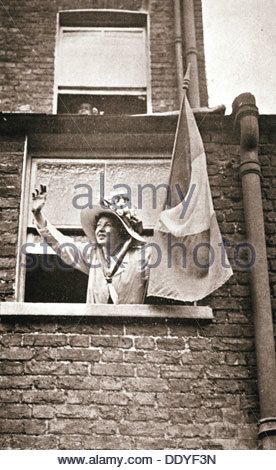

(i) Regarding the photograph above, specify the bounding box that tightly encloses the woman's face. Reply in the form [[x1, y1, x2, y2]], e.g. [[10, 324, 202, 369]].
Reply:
[[95, 215, 124, 250]]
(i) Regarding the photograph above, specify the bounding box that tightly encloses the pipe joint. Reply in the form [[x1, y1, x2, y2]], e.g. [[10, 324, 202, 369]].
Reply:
[[232, 94, 259, 159], [258, 417, 276, 437], [234, 103, 259, 126], [174, 36, 182, 44], [185, 47, 198, 57], [239, 160, 261, 178], [232, 93, 259, 129]]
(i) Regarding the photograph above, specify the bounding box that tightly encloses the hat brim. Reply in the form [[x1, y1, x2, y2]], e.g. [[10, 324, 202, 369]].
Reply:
[[80, 205, 146, 243]]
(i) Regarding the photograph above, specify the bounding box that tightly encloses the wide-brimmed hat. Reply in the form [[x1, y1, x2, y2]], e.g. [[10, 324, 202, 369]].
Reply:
[[80, 192, 146, 243]]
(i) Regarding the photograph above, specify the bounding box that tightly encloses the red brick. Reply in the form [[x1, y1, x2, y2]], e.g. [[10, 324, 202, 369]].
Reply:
[[0, 419, 24, 433], [160, 365, 203, 379], [90, 336, 133, 348], [123, 350, 147, 363], [209, 423, 237, 439], [54, 349, 100, 362], [170, 409, 195, 424], [167, 424, 210, 438], [156, 338, 185, 351], [22, 391, 65, 404], [67, 391, 129, 406], [58, 435, 84, 450], [0, 390, 22, 402], [188, 337, 213, 351], [23, 334, 67, 347], [23, 419, 47, 435], [0, 334, 22, 347], [33, 377, 56, 390], [157, 393, 200, 408], [68, 362, 89, 375], [98, 406, 125, 421], [91, 363, 135, 377], [57, 376, 99, 390], [135, 337, 155, 349], [11, 435, 58, 449], [101, 349, 123, 363], [125, 323, 169, 337], [32, 405, 55, 419], [0, 404, 31, 419], [119, 420, 164, 437], [0, 348, 34, 360], [123, 378, 168, 392], [131, 393, 156, 406], [136, 364, 159, 378], [99, 377, 123, 391], [68, 335, 89, 348], [49, 418, 116, 435], [125, 406, 169, 422], [0, 376, 34, 389], [146, 350, 184, 364], [55, 405, 98, 419], [167, 379, 191, 392], [24, 361, 70, 375], [0, 361, 24, 375]]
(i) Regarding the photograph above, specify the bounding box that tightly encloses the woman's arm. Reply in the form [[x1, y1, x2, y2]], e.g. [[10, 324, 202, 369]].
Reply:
[[31, 185, 91, 275], [32, 184, 47, 228]]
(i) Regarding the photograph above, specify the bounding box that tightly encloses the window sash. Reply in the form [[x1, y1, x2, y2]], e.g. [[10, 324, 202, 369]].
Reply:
[[27, 157, 171, 232], [56, 27, 148, 89]]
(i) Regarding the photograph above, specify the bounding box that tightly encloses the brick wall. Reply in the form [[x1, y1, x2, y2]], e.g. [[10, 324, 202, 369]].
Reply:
[[194, 0, 208, 106], [0, 135, 25, 302], [0, 114, 275, 449], [0, 0, 208, 113], [259, 121, 276, 318]]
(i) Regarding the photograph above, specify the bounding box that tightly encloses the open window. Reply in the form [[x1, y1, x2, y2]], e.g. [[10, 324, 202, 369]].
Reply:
[[54, 10, 150, 115], [21, 153, 171, 303], [11, 122, 213, 319]]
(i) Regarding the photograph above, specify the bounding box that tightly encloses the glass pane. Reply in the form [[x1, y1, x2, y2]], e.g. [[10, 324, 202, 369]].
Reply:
[[28, 161, 105, 227], [28, 159, 172, 229], [57, 28, 147, 88], [105, 160, 171, 228]]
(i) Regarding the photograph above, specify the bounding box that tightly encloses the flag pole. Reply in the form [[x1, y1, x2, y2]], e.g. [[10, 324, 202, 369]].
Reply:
[[172, 63, 191, 159], [165, 64, 192, 210], [182, 63, 191, 94], [183, 64, 197, 307]]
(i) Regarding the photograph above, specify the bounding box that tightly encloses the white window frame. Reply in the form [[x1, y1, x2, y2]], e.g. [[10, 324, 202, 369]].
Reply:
[[12, 131, 211, 317]]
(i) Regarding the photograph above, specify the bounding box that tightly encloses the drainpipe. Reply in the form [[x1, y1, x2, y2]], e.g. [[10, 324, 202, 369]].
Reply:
[[182, 0, 200, 108], [232, 93, 276, 449], [173, 0, 184, 106]]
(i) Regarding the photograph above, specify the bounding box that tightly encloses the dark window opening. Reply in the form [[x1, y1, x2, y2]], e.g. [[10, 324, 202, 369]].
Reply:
[[57, 94, 147, 115], [25, 255, 87, 303], [60, 10, 147, 28], [25, 255, 190, 305], [146, 296, 187, 306]]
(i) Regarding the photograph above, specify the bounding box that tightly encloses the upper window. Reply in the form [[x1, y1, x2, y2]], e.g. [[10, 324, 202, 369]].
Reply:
[[54, 10, 150, 115]]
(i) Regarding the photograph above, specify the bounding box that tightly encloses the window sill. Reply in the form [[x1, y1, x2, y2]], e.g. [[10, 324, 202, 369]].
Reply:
[[0, 302, 213, 319]]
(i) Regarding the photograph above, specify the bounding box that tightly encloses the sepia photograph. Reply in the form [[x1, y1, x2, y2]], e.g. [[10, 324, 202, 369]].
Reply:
[[0, 0, 275, 464]]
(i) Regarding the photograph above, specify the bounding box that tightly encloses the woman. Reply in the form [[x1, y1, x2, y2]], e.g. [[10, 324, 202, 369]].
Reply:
[[32, 185, 151, 304]]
